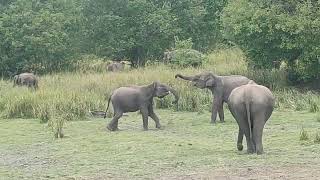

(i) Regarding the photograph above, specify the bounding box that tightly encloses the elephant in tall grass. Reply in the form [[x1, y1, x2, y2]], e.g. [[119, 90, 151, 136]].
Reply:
[[104, 82, 179, 131], [13, 73, 38, 89], [107, 62, 125, 72], [228, 81, 275, 154], [175, 72, 251, 123]]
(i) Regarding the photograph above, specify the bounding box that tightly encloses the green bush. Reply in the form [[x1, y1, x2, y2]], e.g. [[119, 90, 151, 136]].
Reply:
[[170, 49, 205, 67], [299, 128, 309, 141], [222, 0, 320, 83]]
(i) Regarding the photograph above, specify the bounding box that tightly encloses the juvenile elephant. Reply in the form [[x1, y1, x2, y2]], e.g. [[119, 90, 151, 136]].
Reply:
[[175, 72, 251, 123], [228, 81, 275, 154], [13, 73, 38, 89], [107, 62, 125, 72], [104, 82, 179, 131]]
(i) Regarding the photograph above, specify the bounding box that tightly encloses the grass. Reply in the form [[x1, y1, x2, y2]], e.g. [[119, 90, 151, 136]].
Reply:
[[0, 48, 319, 123], [0, 48, 319, 178], [0, 110, 320, 179]]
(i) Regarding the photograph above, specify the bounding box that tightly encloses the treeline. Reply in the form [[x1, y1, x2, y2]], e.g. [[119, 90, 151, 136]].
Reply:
[[0, 0, 319, 82]]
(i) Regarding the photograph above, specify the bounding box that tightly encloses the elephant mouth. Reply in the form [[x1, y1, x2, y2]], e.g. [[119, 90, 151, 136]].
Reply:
[[158, 92, 170, 98]]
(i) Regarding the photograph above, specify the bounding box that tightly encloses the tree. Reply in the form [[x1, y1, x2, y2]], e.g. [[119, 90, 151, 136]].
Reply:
[[0, 0, 80, 76], [222, 0, 320, 82]]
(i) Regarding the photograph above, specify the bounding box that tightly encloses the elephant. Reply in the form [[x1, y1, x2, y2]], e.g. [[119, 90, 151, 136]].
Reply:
[[175, 72, 251, 123], [228, 81, 275, 154], [13, 73, 38, 89], [104, 81, 179, 131], [106, 61, 125, 72]]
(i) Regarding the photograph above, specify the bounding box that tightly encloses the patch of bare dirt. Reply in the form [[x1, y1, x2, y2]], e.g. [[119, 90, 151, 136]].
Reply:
[[156, 165, 320, 180]]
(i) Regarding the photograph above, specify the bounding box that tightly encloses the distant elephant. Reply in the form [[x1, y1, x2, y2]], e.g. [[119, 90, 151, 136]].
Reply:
[[13, 73, 38, 89], [107, 61, 125, 72], [175, 72, 251, 123], [104, 82, 179, 131], [228, 81, 275, 154]]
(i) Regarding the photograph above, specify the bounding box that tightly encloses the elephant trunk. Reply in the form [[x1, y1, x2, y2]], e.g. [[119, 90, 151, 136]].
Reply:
[[175, 74, 194, 81], [168, 86, 179, 104]]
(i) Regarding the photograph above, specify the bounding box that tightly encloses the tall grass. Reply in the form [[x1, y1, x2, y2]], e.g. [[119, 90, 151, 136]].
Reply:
[[0, 48, 319, 123]]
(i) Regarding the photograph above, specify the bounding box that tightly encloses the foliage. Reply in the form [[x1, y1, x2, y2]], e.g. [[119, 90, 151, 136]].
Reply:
[[222, 0, 320, 83], [81, 0, 227, 66], [169, 49, 205, 67], [0, 0, 81, 76], [0, 49, 319, 121]]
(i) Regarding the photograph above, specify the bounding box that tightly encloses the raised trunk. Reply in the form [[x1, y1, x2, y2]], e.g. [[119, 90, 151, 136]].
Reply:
[[175, 74, 194, 81], [167, 86, 179, 104]]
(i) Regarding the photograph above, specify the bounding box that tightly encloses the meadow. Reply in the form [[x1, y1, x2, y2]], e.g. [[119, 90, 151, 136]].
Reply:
[[0, 48, 319, 179]]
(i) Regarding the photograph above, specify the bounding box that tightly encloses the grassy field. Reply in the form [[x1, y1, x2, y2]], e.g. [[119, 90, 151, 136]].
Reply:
[[1, 110, 320, 179], [0, 48, 319, 179]]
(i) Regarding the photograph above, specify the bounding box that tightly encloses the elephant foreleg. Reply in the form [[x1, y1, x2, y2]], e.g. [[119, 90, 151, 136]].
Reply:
[[148, 106, 161, 129], [140, 107, 149, 130], [237, 128, 244, 151], [218, 103, 225, 123], [211, 98, 222, 124]]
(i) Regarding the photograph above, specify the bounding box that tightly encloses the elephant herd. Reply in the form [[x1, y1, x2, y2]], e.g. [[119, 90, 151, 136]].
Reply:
[[12, 70, 275, 155]]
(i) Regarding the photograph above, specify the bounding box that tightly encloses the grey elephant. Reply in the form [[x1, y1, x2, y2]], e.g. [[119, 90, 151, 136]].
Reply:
[[104, 82, 179, 131], [13, 73, 38, 89], [228, 81, 275, 154], [175, 72, 251, 123], [107, 61, 125, 72]]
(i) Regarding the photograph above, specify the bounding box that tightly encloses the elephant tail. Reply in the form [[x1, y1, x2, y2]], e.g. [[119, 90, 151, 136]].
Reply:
[[104, 95, 112, 119], [245, 97, 252, 140]]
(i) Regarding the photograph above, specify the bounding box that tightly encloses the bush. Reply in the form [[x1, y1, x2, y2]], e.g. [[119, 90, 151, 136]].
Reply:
[[299, 128, 309, 141], [222, 0, 320, 83], [169, 49, 206, 67]]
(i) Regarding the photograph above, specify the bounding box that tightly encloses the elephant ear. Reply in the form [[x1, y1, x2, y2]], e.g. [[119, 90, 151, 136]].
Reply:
[[205, 78, 215, 87]]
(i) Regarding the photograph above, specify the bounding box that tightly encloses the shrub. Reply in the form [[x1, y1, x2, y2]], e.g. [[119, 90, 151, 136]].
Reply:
[[314, 132, 320, 144], [169, 49, 206, 67], [299, 128, 309, 141]]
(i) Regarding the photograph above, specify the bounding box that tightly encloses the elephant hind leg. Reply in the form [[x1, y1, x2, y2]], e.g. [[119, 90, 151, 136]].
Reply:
[[252, 113, 266, 154], [107, 111, 123, 131], [233, 105, 255, 154]]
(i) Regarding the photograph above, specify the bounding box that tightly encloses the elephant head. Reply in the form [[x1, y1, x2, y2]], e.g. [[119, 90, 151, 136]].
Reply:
[[175, 72, 220, 89], [153, 82, 179, 104], [13, 75, 20, 87]]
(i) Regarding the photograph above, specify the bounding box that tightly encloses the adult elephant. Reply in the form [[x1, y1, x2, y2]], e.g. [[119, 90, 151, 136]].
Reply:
[[104, 81, 179, 131], [175, 72, 251, 123], [107, 61, 125, 72], [13, 73, 38, 89], [228, 81, 275, 154]]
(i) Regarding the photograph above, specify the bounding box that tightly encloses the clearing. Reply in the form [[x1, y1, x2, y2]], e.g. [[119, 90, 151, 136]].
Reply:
[[0, 110, 319, 179]]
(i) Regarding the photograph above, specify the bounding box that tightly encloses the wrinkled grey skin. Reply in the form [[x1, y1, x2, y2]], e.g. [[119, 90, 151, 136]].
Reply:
[[104, 82, 179, 131], [13, 73, 38, 89], [107, 62, 125, 72], [175, 72, 251, 123], [228, 81, 275, 154]]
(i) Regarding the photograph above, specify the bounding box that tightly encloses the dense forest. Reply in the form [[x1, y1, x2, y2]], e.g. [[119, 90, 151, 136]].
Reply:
[[0, 0, 319, 82]]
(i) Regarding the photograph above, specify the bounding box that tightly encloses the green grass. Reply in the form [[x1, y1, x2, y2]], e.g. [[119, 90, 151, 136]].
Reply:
[[0, 110, 319, 179]]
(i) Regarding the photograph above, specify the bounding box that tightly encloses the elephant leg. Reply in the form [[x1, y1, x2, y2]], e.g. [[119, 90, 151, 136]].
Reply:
[[211, 98, 223, 124], [140, 107, 149, 130], [148, 106, 161, 129], [237, 128, 244, 151], [107, 111, 123, 131], [218, 103, 225, 123], [253, 114, 266, 154], [233, 106, 255, 153]]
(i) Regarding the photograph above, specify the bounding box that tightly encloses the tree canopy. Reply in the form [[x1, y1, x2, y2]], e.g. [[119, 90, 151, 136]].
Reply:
[[0, 0, 318, 82]]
